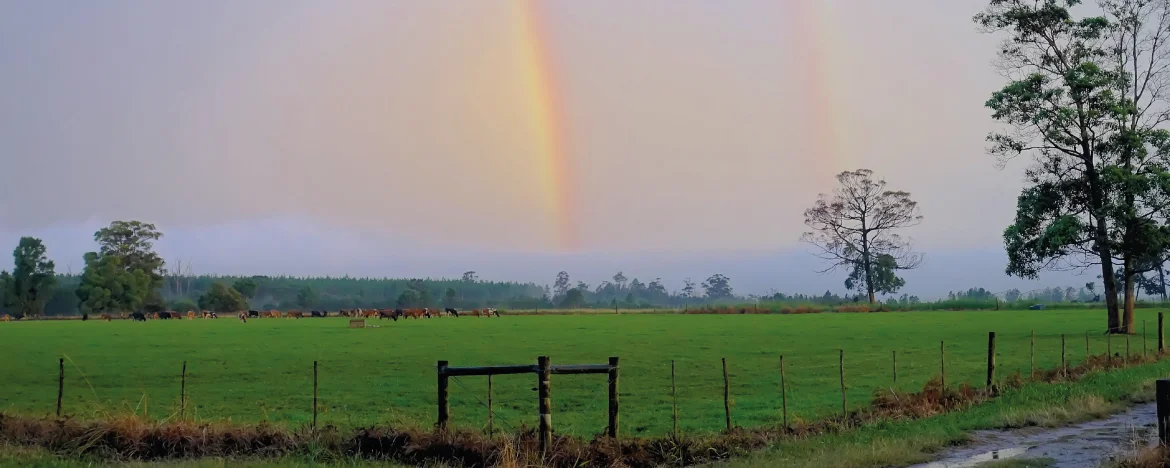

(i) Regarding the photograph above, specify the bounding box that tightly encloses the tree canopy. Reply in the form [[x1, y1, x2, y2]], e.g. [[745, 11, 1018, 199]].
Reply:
[[802, 169, 923, 303], [5, 237, 56, 317]]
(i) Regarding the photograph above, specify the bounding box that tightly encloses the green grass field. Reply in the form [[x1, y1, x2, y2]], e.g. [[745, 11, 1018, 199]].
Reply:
[[0, 309, 1158, 437]]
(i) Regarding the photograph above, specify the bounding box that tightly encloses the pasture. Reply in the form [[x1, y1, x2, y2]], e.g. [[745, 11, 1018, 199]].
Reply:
[[0, 309, 1156, 437]]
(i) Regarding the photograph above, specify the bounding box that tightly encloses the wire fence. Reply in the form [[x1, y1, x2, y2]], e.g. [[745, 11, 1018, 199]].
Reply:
[[21, 316, 1165, 439]]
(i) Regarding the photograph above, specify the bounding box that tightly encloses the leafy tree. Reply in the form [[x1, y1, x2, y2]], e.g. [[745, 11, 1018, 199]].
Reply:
[[1006, 288, 1023, 302], [94, 221, 165, 289], [198, 282, 247, 313], [844, 253, 905, 297], [295, 286, 317, 309], [802, 169, 923, 303], [977, 0, 1170, 333], [231, 278, 258, 300], [461, 271, 478, 282], [8, 237, 56, 317], [75, 252, 151, 314], [612, 272, 628, 291], [681, 278, 696, 300], [553, 271, 571, 299], [143, 290, 167, 314], [560, 288, 585, 308], [647, 278, 668, 299], [0, 271, 14, 311], [702, 274, 734, 299], [396, 289, 419, 308], [443, 287, 458, 307]]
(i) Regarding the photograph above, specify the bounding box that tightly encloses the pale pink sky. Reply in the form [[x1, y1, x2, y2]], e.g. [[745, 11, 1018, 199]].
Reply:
[[1, 1, 1054, 295]]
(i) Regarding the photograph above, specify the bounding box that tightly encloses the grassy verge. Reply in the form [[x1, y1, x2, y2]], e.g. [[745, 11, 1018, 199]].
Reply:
[[717, 355, 1167, 467], [0, 354, 1163, 467]]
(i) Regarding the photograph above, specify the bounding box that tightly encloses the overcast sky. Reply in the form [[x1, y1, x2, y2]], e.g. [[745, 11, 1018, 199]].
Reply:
[[0, 1, 1083, 297]]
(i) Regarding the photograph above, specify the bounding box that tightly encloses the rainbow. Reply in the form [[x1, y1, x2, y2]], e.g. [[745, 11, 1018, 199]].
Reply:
[[790, 0, 854, 181], [514, 0, 578, 251]]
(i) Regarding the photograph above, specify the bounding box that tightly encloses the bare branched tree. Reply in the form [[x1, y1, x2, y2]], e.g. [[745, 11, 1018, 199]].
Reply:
[[801, 169, 924, 304]]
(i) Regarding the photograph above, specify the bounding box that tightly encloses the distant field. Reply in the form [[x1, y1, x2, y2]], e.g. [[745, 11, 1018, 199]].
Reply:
[[0, 310, 1157, 437]]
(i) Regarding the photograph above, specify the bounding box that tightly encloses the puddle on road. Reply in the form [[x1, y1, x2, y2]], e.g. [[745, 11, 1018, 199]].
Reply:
[[911, 403, 1156, 468]]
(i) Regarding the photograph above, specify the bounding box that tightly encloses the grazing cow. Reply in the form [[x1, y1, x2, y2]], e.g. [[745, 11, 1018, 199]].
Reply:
[[268, 310, 282, 318], [157, 312, 171, 320], [248, 310, 260, 318], [311, 310, 325, 318], [132, 312, 146, 322], [444, 308, 459, 317], [362, 309, 378, 318], [82, 313, 89, 321], [238, 312, 247, 323], [152, 313, 161, 319], [487, 308, 500, 317], [99, 313, 112, 321], [287, 311, 304, 319], [405, 308, 428, 319], [120, 312, 129, 320], [11, 313, 23, 321], [187, 311, 197, 320], [1, 314, 9, 322], [377, 309, 397, 321], [167, 311, 182, 319]]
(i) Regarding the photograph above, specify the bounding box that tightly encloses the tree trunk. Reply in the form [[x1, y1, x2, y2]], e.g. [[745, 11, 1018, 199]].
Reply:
[[1160, 260, 1167, 302], [1087, 164, 1121, 333], [861, 232, 875, 304], [1124, 259, 1136, 335]]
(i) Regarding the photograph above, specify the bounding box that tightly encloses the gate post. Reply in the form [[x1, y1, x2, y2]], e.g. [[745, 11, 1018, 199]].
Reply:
[[608, 357, 619, 438], [437, 360, 449, 429], [538, 356, 552, 454]]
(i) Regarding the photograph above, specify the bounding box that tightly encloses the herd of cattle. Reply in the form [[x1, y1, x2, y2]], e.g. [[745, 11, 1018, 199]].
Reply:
[[0, 307, 501, 323]]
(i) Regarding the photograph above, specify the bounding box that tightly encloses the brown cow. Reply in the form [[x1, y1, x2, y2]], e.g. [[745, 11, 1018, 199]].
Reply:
[[268, 310, 282, 318], [362, 309, 378, 318], [202, 311, 212, 319], [167, 311, 182, 319], [99, 313, 113, 322], [120, 312, 129, 320], [152, 312, 160, 319], [1, 314, 9, 322], [287, 311, 304, 319], [187, 311, 197, 320]]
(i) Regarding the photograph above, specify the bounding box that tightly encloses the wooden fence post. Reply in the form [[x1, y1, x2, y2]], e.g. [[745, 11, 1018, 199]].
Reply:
[[312, 361, 318, 430], [538, 356, 552, 454], [1160, 312, 1166, 354], [722, 357, 732, 432], [940, 341, 946, 388], [1061, 334, 1066, 376], [1086, 332, 1091, 359], [181, 361, 187, 419], [608, 357, 619, 438], [839, 349, 847, 418], [780, 355, 788, 432], [1109, 333, 1113, 365], [1160, 379, 1170, 446], [986, 332, 997, 390], [437, 360, 449, 430], [1030, 330, 1035, 379], [892, 350, 897, 385], [487, 374, 494, 436], [671, 360, 678, 438], [56, 358, 64, 418]]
